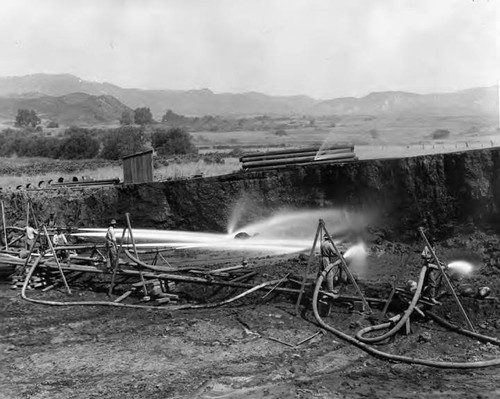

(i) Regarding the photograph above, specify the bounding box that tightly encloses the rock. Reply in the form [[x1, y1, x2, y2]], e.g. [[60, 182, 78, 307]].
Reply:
[[298, 253, 308, 261], [418, 332, 432, 343]]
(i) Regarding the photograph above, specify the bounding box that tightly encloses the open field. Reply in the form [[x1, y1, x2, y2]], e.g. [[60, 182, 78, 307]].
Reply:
[[0, 112, 497, 189], [193, 114, 499, 148]]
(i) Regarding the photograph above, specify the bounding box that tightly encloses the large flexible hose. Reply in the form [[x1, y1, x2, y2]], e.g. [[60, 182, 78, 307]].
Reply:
[[21, 257, 279, 311], [426, 311, 500, 346], [355, 265, 427, 343], [312, 265, 500, 368]]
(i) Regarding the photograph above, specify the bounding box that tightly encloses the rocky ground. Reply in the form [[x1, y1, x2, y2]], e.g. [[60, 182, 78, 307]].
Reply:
[[1, 238, 500, 399]]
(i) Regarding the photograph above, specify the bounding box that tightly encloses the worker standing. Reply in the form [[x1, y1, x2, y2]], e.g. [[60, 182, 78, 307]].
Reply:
[[25, 224, 38, 251], [46, 213, 56, 229], [52, 226, 68, 246], [105, 219, 118, 272], [421, 242, 441, 304], [52, 226, 68, 260], [320, 234, 343, 298]]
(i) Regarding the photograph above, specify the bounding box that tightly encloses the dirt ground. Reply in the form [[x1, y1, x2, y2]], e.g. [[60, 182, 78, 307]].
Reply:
[[1, 241, 500, 399]]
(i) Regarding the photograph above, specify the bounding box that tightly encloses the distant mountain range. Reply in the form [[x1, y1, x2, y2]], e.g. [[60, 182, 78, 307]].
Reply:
[[0, 73, 497, 125]]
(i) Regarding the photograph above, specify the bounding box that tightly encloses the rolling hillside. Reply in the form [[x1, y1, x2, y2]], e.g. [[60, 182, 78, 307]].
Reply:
[[313, 86, 499, 116], [0, 92, 130, 125], [0, 73, 497, 118]]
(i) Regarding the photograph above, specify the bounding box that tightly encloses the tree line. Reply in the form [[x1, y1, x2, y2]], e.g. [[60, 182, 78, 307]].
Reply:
[[0, 124, 197, 160]]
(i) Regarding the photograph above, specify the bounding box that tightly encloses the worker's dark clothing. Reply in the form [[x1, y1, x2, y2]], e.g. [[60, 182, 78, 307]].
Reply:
[[421, 246, 439, 300], [105, 225, 118, 271], [423, 263, 439, 299], [320, 238, 341, 293], [46, 217, 56, 229]]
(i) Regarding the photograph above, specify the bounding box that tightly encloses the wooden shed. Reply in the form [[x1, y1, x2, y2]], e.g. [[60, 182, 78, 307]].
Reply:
[[122, 149, 154, 184]]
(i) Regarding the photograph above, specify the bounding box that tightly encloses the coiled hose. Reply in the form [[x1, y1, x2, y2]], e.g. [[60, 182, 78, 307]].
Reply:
[[355, 265, 427, 343], [312, 263, 500, 368]]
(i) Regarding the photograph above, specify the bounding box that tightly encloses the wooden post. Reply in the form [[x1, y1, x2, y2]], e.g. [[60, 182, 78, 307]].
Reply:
[[109, 227, 127, 296], [321, 219, 371, 313], [294, 221, 322, 315], [29, 201, 39, 230], [378, 253, 411, 323], [43, 225, 71, 294], [419, 227, 475, 332], [1, 202, 8, 251], [25, 202, 30, 249], [125, 213, 148, 298], [262, 272, 290, 299], [17, 224, 42, 276]]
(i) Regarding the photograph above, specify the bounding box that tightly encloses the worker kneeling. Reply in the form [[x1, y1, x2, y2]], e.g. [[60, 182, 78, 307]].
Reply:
[[320, 234, 350, 299]]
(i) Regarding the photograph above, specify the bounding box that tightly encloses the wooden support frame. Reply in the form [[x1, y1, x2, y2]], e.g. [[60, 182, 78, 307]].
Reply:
[[1, 201, 8, 251], [42, 225, 71, 294], [294, 222, 322, 315], [109, 213, 148, 298], [418, 227, 476, 333], [295, 219, 372, 316]]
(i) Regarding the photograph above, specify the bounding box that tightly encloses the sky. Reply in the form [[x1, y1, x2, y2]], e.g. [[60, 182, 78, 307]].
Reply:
[[0, 0, 498, 99]]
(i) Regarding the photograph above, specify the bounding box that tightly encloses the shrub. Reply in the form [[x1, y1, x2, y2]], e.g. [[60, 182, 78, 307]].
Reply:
[[134, 107, 154, 125], [119, 110, 134, 125], [15, 109, 41, 128], [369, 129, 379, 139], [58, 128, 100, 159], [431, 129, 450, 139], [151, 127, 197, 156], [46, 120, 59, 128], [161, 109, 185, 123], [228, 147, 244, 157], [101, 126, 147, 160]]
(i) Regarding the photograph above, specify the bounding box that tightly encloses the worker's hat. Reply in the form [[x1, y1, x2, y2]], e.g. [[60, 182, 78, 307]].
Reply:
[[110, 219, 117, 225]]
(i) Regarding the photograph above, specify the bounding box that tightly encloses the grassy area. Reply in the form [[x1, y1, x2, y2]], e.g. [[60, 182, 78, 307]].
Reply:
[[154, 158, 240, 181], [0, 158, 241, 189], [0, 112, 498, 189], [192, 114, 499, 149]]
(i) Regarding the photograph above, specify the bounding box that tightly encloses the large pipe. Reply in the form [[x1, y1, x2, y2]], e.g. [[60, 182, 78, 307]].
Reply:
[[240, 145, 353, 161], [240, 147, 354, 162], [246, 157, 358, 172], [243, 152, 355, 168], [50, 178, 120, 187]]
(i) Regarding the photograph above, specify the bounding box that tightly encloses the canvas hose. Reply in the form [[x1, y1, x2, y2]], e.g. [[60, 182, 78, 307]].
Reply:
[[312, 263, 500, 368], [20, 256, 279, 311]]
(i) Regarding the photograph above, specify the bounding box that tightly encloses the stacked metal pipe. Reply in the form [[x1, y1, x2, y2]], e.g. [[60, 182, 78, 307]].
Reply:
[[240, 145, 357, 171]]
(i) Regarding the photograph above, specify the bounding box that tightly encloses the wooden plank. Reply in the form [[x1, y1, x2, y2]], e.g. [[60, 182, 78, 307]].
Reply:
[[132, 279, 160, 288], [114, 290, 133, 303], [157, 293, 179, 300]]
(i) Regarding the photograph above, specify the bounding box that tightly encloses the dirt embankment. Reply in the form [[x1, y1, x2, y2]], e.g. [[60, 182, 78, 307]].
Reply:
[[1, 148, 500, 241]]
